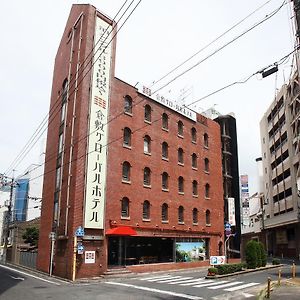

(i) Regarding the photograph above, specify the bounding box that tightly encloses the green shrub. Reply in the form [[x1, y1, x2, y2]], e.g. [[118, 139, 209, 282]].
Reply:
[[245, 240, 258, 269], [259, 242, 267, 267], [216, 263, 244, 275], [208, 267, 218, 275], [255, 242, 262, 267], [272, 258, 280, 265]]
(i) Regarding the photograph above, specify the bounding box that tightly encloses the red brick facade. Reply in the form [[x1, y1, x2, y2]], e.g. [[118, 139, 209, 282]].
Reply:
[[37, 4, 224, 280]]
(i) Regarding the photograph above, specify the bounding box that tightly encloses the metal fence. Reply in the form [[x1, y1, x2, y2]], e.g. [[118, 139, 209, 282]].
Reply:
[[19, 251, 37, 269]]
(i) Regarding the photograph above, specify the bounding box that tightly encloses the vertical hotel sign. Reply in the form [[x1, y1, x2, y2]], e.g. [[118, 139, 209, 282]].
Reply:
[[84, 16, 112, 229]]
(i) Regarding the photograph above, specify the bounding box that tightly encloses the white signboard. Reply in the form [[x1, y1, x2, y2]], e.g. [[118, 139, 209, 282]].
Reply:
[[228, 197, 236, 226], [85, 251, 96, 264], [138, 85, 197, 121], [84, 16, 112, 229], [210, 256, 225, 265]]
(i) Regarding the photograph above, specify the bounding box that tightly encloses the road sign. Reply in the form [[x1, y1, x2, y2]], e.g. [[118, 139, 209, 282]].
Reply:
[[75, 226, 85, 237], [225, 223, 231, 229], [210, 256, 225, 265], [77, 243, 84, 254]]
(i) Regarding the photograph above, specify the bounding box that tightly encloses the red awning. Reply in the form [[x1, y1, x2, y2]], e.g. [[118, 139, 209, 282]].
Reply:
[[106, 226, 137, 236]]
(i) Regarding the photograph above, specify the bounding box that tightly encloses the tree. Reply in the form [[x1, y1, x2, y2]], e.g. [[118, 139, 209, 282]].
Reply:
[[259, 242, 267, 267], [255, 241, 262, 267], [22, 226, 39, 247], [245, 240, 258, 269]]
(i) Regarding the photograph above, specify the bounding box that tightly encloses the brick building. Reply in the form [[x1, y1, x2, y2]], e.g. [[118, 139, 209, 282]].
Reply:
[[37, 4, 224, 279]]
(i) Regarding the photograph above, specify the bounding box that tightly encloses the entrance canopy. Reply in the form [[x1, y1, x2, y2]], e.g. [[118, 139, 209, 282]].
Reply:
[[106, 226, 137, 236]]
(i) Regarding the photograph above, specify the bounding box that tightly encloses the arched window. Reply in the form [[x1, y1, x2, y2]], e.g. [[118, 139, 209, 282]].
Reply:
[[178, 176, 184, 193], [61, 79, 68, 123], [143, 200, 150, 220], [206, 209, 211, 225], [121, 197, 129, 218], [143, 167, 151, 186], [162, 113, 169, 130], [122, 161, 131, 182], [178, 206, 184, 223], [162, 203, 168, 222], [123, 127, 132, 147], [205, 183, 210, 198], [191, 127, 197, 143], [192, 180, 198, 196], [204, 133, 209, 148], [162, 172, 169, 190], [204, 158, 209, 172], [193, 208, 198, 224], [144, 135, 151, 154], [192, 153, 197, 169], [178, 120, 184, 136], [124, 95, 132, 114], [144, 104, 151, 122], [178, 148, 184, 164], [162, 142, 168, 159]]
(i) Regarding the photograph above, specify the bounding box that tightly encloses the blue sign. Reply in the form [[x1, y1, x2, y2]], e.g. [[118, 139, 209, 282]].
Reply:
[[225, 223, 231, 229], [75, 226, 85, 237], [77, 242, 85, 254]]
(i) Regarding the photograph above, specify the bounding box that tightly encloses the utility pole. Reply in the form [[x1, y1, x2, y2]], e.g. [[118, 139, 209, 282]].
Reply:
[[2, 176, 15, 263]]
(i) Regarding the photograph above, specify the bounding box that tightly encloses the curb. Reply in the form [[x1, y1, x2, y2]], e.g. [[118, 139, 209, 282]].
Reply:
[[205, 264, 284, 279]]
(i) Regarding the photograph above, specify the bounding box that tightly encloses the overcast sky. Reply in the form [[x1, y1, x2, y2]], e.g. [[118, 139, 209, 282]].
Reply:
[[0, 0, 295, 194]]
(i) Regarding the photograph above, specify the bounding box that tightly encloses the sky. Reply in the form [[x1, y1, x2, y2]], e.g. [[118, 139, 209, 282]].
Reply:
[[0, 0, 295, 194]]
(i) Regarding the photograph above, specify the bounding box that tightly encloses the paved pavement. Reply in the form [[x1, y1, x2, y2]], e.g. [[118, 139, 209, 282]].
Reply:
[[266, 278, 300, 300]]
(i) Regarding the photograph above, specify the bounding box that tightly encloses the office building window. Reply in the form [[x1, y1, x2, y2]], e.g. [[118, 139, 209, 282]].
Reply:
[[144, 135, 151, 154], [162, 172, 169, 190], [206, 209, 211, 225], [191, 127, 197, 143], [162, 203, 168, 222], [124, 95, 132, 114], [121, 197, 129, 218], [143, 200, 150, 220], [193, 208, 198, 224], [178, 206, 184, 223], [192, 180, 198, 196], [123, 127, 132, 147], [178, 176, 184, 193], [162, 142, 168, 159], [144, 104, 151, 122], [162, 113, 168, 130], [143, 167, 151, 186], [122, 161, 131, 182], [192, 153, 197, 168], [178, 120, 184, 136]]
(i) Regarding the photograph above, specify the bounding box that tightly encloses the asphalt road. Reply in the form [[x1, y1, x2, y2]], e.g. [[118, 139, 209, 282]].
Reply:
[[0, 263, 297, 300]]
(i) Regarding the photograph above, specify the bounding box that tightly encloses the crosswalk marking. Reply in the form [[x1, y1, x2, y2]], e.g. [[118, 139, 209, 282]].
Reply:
[[180, 278, 207, 286], [146, 276, 175, 282], [164, 277, 194, 284], [193, 280, 228, 288], [224, 282, 260, 291], [140, 275, 173, 281], [153, 276, 182, 283], [208, 281, 243, 289]]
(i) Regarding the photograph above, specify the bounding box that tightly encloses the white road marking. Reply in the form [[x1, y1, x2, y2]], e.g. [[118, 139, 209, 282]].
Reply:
[[224, 282, 260, 291], [10, 275, 25, 281], [0, 264, 61, 286], [180, 278, 207, 286], [242, 292, 255, 298], [140, 275, 173, 281], [158, 276, 193, 283], [106, 281, 203, 300], [168, 277, 196, 284], [208, 281, 243, 289], [147, 275, 181, 282], [193, 280, 228, 287]]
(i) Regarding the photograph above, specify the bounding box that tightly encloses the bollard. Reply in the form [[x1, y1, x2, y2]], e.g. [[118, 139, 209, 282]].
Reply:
[[292, 262, 296, 279], [278, 269, 281, 285], [266, 277, 271, 299]]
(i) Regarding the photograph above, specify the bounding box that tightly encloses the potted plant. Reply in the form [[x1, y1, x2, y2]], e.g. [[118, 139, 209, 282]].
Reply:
[[207, 267, 218, 276]]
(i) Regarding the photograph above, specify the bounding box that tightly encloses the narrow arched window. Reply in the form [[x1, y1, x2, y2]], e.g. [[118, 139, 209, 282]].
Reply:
[[121, 197, 129, 218], [193, 208, 198, 224], [162, 172, 169, 190], [122, 161, 131, 182], [162, 142, 168, 159], [178, 148, 184, 164], [123, 127, 132, 147], [124, 95, 132, 114], [192, 180, 198, 196], [178, 176, 184, 193], [61, 79, 68, 123], [204, 133, 209, 148], [205, 183, 210, 198], [144, 135, 151, 154], [143, 200, 150, 220], [191, 127, 197, 143], [204, 158, 209, 172], [144, 104, 151, 122], [178, 120, 184, 136], [192, 153, 197, 169], [178, 206, 184, 223], [162, 113, 169, 130], [162, 203, 168, 222], [206, 209, 211, 225], [143, 167, 151, 186]]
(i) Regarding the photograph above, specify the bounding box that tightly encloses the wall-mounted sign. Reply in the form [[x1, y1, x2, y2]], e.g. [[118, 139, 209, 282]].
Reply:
[[85, 251, 96, 264], [228, 197, 236, 226], [138, 85, 197, 121]]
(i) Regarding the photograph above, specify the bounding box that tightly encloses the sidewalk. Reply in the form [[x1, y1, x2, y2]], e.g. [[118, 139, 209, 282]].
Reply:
[[265, 278, 300, 299]]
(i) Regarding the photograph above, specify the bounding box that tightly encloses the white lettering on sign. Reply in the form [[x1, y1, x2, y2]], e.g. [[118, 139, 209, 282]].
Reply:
[[84, 16, 112, 229], [138, 85, 196, 121], [210, 256, 226, 265]]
